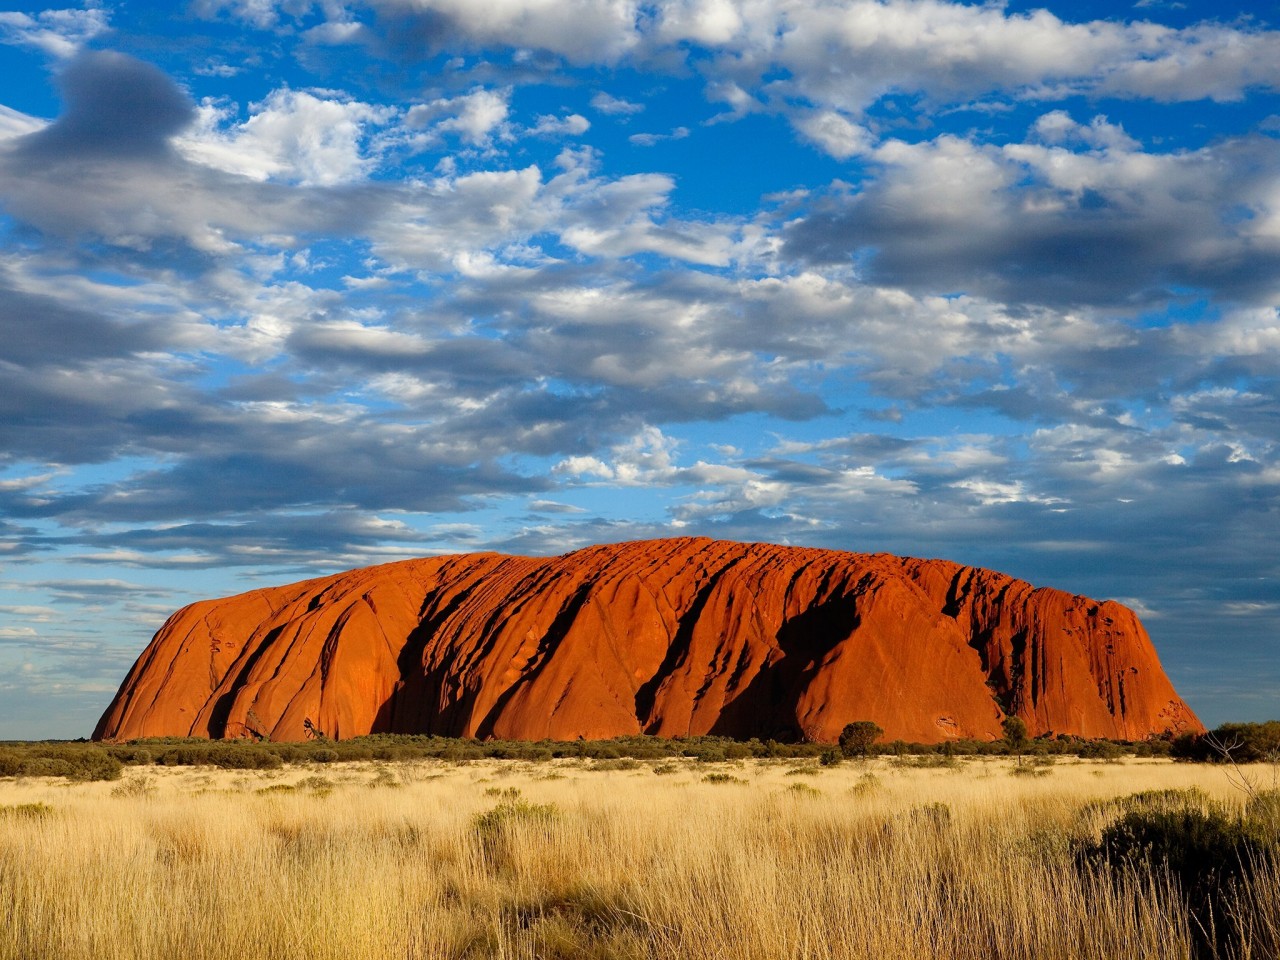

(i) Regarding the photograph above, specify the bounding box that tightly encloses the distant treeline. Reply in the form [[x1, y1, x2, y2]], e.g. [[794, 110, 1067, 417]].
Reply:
[[0, 722, 1275, 782]]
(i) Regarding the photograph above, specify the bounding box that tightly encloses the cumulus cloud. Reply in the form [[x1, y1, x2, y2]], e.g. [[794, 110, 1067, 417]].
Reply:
[[528, 112, 590, 138], [367, 0, 644, 64], [784, 126, 1280, 307], [628, 126, 688, 146], [590, 91, 644, 115], [357, 1, 1280, 159], [179, 88, 398, 184], [0, 7, 110, 58]]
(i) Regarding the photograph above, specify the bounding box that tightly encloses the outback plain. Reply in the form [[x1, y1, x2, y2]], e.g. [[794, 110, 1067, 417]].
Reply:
[[2, 749, 1278, 960]]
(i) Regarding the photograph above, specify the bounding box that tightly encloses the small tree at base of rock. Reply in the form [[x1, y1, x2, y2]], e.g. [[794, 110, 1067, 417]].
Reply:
[[1002, 716, 1029, 762], [839, 721, 883, 759]]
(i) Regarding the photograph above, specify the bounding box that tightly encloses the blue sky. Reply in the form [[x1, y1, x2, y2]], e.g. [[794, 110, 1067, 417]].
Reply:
[[2, 0, 1279, 739]]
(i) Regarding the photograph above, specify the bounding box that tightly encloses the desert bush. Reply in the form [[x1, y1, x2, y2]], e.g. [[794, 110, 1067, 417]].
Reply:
[[256, 784, 297, 795], [1212, 722, 1280, 763], [687, 746, 728, 763], [1113, 787, 1216, 818], [786, 782, 822, 797], [851, 772, 881, 796], [1001, 716, 1029, 750], [58, 747, 123, 781], [208, 746, 282, 770], [891, 753, 959, 770], [702, 772, 746, 785], [1079, 739, 1125, 761], [1170, 721, 1280, 764], [592, 758, 639, 771], [838, 721, 883, 758], [104, 745, 153, 765], [368, 766, 401, 788], [110, 774, 156, 799], [472, 794, 559, 871], [785, 764, 820, 776], [1083, 788, 1279, 959], [0, 802, 54, 820], [1010, 764, 1051, 777], [1247, 789, 1280, 836], [0, 748, 24, 777], [0, 744, 123, 780]]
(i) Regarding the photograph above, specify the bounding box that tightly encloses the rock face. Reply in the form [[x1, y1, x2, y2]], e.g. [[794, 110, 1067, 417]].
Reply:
[[94, 538, 1203, 744]]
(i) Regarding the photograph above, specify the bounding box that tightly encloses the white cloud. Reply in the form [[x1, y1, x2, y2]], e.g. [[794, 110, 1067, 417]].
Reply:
[[369, 0, 643, 64], [654, 0, 743, 45], [793, 111, 873, 159], [1031, 111, 1139, 151], [179, 88, 398, 185], [0, 105, 45, 141], [528, 113, 590, 138], [189, 0, 281, 29], [628, 126, 689, 147], [554, 425, 680, 484], [590, 91, 644, 115], [0, 8, 109, 59], [403, 87, 511, 147]]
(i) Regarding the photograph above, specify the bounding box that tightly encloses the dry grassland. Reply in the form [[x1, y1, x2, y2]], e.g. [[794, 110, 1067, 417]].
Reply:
[[1, 756, 1276, 960]]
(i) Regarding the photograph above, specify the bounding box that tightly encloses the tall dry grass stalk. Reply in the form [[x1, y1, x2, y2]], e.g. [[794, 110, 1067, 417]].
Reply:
[[0, 757, 1271, 959]]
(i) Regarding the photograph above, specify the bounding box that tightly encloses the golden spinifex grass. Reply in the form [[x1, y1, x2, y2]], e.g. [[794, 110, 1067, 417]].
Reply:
[[0, 757, 1275, 960]]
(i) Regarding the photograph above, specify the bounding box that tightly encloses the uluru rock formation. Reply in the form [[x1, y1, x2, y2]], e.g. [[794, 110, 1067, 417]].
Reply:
[[94, 538, 1202, 744]]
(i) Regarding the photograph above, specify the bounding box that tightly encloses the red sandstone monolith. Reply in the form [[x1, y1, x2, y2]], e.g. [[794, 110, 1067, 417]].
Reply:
[[93, 538, 1203, 743]]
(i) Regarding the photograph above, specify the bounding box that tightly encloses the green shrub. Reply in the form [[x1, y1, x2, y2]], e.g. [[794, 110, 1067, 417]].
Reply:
[[1078, 739, 1124, 761], [1114, 787, 1216, 818], [892, 753, 959, 769], [297, 775, 334, 797], [0, 802, 54, 820], [702, 772, 746, 785], [786, 782, 822, 797], [110, 774, 156, 798], [1083, 789, 1279, 959], [23, 747, 124, 782], [1010, 764, 1051, 777], [472, 796, 559, 870], [592, 757, 639, 771], [838, 721, 883, 759], [1001, 716, 1029, 750], [0, 748, 26, 777], [850, 772, 881, 796], [484, 786, 522, 799], [1247, 789, 1280, 837], [209, 746, 282, 770], [256, 783, 297, 795]]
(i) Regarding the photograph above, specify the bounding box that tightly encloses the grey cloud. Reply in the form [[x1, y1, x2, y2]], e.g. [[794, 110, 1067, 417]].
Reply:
[[26, 579, 173, 601], [16, 51, 196, 162], [56, 508, 469, 572], [784, 134, 1280, 309], [0, 282, 171, 367]]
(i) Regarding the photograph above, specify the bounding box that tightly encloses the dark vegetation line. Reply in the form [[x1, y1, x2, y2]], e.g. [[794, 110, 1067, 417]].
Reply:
[[0, 720, 1275, 781]]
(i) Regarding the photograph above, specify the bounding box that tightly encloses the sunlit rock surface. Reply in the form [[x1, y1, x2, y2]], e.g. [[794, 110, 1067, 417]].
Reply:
[[94, 538, 1203, 744]]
